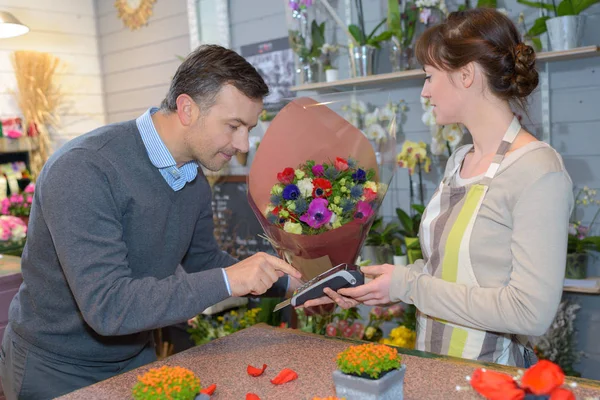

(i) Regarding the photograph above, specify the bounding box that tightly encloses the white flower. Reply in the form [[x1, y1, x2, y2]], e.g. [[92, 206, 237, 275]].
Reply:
[[378, 106, 396, 121], [441, 124, 463, 149], [496, 8, 508, 16], [297, 177, 314, 197], [365, 110, 379, 127], [422, 110, 437, 127], [420, 96, 433, 111], [430, 136, 446, 156], [350, 100, 368, 114], [365, 123, 387, 141]]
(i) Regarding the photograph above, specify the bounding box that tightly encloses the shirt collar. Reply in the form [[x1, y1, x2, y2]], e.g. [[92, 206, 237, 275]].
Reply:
[[136, 107, 179, 169]]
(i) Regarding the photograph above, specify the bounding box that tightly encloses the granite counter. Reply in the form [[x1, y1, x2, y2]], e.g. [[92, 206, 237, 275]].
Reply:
[[59, 324, 600, 400]]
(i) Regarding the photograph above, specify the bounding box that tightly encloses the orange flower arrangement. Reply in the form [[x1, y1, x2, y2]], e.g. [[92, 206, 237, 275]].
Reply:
[[468, 360, 575, 400], [132, 365, 201, 400], [336, 343, 401, 379]]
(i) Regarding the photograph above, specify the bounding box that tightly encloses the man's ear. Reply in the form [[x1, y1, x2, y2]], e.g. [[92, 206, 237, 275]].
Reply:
[[460, 62, 476, 89], [175, 94, 196, 127]]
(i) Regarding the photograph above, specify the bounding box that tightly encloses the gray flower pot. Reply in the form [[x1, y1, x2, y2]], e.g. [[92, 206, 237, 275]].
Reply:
[[333, 364, 406, 400], [546, 15, 584, 51]]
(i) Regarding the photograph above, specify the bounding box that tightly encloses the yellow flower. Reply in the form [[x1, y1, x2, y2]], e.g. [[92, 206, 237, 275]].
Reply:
[[283, 221, 303, 235], [271, 184, 284, 195], [397, 140, 431, 175], [295, 169, 305, 179], [364, 181, 377, 192], [279, 209, 290, 218], [286, 201, 296, 211], [334, 196, 341, 205]]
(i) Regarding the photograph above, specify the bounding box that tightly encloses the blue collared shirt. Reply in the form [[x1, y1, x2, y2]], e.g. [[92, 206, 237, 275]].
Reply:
[[136, 107, 232, 295]]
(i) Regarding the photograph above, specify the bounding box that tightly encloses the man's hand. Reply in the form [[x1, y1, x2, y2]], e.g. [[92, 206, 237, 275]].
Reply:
[[225, 252, 301, 297]]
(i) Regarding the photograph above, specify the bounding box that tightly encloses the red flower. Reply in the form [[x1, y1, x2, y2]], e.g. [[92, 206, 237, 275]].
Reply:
[[470, 369, 525, 400], [363, 188, 377, 202], [312, 178, 332, 198], [550, 388, 575, 400], [277, 167, 295, 184], [325, 323, 337, 337], [270, 368, 298, 385], [334, 157, 349, 171], [247, 364, 267, 377], [521, 360, 565, 395], [200, 383, 216, 395], [246, 393, 261, 400]]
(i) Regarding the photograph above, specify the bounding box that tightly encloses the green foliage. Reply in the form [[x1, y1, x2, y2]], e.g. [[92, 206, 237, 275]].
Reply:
[[395, 204, 425, 238], [365, 217, 400, 246], [187, 307, 263, 346], [387, 0, 419, 48], [517, 0, 600, 36], [289, 20, 326, 60]]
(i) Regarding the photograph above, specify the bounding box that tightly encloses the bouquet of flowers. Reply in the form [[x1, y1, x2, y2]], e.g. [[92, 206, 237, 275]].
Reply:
[[248, 96, 396, 280]]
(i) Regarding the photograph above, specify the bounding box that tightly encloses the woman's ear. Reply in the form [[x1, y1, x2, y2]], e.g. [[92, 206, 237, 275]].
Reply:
[[460, 62, 476, 89]]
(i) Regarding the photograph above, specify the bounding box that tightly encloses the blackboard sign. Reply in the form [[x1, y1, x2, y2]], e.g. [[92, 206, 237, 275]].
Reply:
[[211, 175, 275, 260]]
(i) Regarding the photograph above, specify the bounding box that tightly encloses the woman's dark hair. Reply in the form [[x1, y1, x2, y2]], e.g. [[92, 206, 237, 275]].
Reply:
[[416, 8, 538, 110], [161, 44, 269, 112]]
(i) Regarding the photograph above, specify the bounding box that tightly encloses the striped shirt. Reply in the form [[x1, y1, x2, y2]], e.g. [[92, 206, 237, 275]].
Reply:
[[136, 107, 232, 295], [136, 107, 199, 192]]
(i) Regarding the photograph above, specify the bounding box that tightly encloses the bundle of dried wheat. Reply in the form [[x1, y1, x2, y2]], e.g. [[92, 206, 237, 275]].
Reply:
[[11, 50, 63, 178]]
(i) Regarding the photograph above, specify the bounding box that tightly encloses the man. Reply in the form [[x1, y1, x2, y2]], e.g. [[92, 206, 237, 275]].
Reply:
[[0, 45, 301, 399]]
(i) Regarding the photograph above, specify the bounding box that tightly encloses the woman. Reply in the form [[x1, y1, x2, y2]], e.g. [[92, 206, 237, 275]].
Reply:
[[304, 8, 573, 367]]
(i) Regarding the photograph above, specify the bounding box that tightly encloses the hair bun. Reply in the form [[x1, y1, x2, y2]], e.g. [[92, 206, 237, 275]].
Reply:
[[511, 42, 538, 98]]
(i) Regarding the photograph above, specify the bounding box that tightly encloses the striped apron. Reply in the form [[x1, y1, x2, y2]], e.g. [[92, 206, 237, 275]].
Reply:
[[415, 117, 534, 367]]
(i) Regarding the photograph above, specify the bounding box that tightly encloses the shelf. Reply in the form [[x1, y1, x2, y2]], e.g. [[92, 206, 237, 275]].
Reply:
[[291, 45, 600, 93], [563, 277, 600, 294]]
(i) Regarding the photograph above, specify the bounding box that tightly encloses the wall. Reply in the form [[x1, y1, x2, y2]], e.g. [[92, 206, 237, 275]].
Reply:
[[0, 0, 105, 148], [95, 0, 190, 123], [228, 0, 600, 379]]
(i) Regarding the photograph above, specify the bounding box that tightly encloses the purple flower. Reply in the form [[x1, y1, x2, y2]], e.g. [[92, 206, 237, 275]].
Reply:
[[354, 200, 374, 222], [288, 0, 299, 10], [282, 184, 300, 201], [312, 164, 324, 176], [352, 168, 366, 183], [300, 198, 332, 229]]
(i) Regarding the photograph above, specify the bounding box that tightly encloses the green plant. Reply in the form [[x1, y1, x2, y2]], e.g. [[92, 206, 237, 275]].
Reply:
[[365, 217, 400, 246], [517, 0, 599, 38], [336, 343, 401, 379], [457, 0, 497, 11], [289, 19, 326, 60], [387, 0, 419, 49], [132, 366, 201, 400], [349, 0, 392, 48], [187, 307, 262, 346], [396, 204, 425, 238], [568, 187, 600, 254]]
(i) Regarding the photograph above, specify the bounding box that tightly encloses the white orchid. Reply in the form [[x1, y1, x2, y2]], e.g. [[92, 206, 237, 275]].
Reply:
[[441, 124, 463, 148], [365, 123, 387, 142]]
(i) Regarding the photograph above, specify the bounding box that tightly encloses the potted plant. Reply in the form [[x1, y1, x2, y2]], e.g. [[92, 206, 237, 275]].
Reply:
[[321, 43, 340, 82], [565, 187, 600, 279], [396, 204, 424, 264], [333, 343, 406, 399], [387, 0, 419, 71], [391, 237, 407, 266], [517, 0, 599, 50], [320, 0, 391, 77], [132, 365, 207, 400], [288, 0, 326, 83], [362, 216, 399, 264]]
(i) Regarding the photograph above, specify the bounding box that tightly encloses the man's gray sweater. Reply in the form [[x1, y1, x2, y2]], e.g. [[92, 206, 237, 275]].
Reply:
[[7, 120, 254, 362]]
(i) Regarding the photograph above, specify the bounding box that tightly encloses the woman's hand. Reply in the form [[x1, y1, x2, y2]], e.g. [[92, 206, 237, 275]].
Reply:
[[301, 287, 360, 309], [337, 264, 395, 305]]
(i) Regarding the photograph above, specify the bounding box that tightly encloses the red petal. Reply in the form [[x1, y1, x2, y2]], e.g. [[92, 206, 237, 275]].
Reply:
[[521, 360, 565, 395], [270, 368, 298, 385], [246, 393, 261, 400], [200, 383, 216, 395], [470, 369, 525, 400], [550, 387, 576, 400], [247, 363, 267, 377]]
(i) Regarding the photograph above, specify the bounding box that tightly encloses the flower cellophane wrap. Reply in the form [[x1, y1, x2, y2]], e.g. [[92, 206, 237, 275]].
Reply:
[[248, 96, 396, 281]]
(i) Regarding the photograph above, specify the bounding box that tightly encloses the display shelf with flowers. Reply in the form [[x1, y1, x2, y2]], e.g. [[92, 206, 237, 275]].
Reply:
[[387, 0, 420, 72], [187, 307, 263, 346], [420, 96, 463, 158], [457, 359, 578, 399], [132, 365, 204, 400], [0, 215, 27, 256], [333, 343, 406, 400], [566, 186, 600, 279], [1, 182, 34, 226], [535, 299, 583, 377]]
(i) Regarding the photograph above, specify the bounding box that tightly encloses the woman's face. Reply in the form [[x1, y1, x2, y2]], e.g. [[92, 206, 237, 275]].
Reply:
[[420, 65, 465, 126]]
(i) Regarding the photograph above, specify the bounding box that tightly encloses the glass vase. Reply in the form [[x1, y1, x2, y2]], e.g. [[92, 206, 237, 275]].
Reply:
[[565, 253, 588, 279], [297, 56, 320, 84], [390, 42, 414, 72]]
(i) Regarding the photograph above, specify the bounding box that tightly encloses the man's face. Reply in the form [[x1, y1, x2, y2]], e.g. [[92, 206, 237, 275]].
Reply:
[[185, 84, 263, 171]]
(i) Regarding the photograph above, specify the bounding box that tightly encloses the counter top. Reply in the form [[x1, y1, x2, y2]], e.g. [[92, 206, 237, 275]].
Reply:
[[59, 324, 600, 400]]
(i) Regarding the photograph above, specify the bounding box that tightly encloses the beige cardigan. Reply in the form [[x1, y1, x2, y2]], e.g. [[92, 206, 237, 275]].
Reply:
[[390, 141, 574, 337]]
